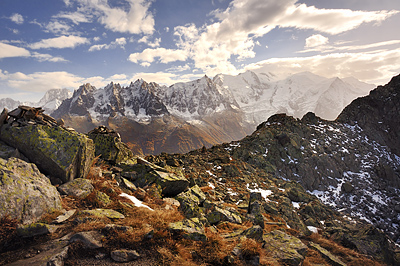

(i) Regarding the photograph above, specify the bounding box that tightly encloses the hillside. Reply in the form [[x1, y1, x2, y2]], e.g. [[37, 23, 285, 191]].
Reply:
[[0, 74, 398, 265]]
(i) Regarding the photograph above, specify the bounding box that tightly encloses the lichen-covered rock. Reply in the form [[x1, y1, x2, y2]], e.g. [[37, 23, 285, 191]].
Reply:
[[263, 230, 308, 266], [17, 223, 57, 237], [0, 157, 62, 224], [206, 206, 242, 225], [175, 188, 202, 218], [87, 126, 134, 164], [79, 209, 125, 219], [111, 249, 140, 262], [69, 231, 103, 249], [0, 124, 95, 183], [57, 178, 94, 199], [242, 225, 263, 241], [120, 163, 189, 197], [169, 218, 207, 241]]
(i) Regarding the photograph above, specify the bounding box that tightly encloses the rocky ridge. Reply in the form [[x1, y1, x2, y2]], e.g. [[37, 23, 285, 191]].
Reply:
[[226, 74, 400, 244]]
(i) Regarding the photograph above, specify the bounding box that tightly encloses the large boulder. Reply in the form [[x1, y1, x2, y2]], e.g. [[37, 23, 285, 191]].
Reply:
[[262, 230, 308, 266], [120, 161, 189, 197], [0, 113, 95, 183], [87, 126, 134, 164], [0, 157, 62, 224]]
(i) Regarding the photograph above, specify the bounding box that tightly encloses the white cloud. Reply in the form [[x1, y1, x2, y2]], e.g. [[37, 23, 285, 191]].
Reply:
[[31, 52, 68, 63], [245, 48, 400, 84], [28, 35, 89, 49], [0, 43, 30, 58], [72, 0, 155, 35], [299, 39, 400, 54], [10, 13, 24, 24], [44, 20, 72, 35], [2, 71, 83, 93], [128, 48, 188, 64], [89, 37, 126, 52], [138, 36, 161, 48], [130, 0, 398, 77], [54, 11, 92, 24], [305, 34, 329, 48]]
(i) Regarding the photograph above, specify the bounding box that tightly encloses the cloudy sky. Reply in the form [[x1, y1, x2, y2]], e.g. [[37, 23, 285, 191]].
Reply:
[[1, 0, 400, 102]]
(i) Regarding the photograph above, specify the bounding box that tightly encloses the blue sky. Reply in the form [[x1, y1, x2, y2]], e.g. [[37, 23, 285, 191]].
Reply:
[[1, 0, 400, 102]]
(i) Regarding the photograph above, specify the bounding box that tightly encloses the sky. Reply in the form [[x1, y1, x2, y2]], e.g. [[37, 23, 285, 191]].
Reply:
[[1, 0, 400, 102]]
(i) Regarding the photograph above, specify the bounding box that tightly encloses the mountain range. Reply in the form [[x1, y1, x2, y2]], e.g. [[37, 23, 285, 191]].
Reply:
[[7, 70, 370, 155]]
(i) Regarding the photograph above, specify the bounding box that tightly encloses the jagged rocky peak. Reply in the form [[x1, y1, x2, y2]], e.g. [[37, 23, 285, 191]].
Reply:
[[155, 74, 238, 118]]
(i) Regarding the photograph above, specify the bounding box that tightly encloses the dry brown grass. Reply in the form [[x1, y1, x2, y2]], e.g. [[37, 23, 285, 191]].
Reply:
[[0, 216, 18, 249], [308, 233, 383, 266]]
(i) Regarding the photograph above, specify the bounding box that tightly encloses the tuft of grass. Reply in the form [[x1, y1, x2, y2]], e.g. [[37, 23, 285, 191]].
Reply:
[[308, 233, 383, 266]]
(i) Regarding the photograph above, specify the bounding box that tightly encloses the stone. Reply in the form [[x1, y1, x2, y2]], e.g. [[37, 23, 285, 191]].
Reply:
[[176, 188, 202, 218], [242, 225, 264, 241], [206, 206, 242, 225], [17, 223, 58, 237], [87, 126, 134, 164], [79, 209, 125, 219], [57, 178, 94, 199], [0, 157, 62, 224], [309, 242, 346, 266], [154, 170, 189, 197], [169, 218, 207, 241], [120, 177, 137, 191], [69, 231, 103, 249], [342, 181, 354, 193], [120, 163, 189, 197], [52, 209, 77, 224], [94, 190, 112, 207], [263, 230, 308, 266], [0, 123, 95, 183], [111, 249, 140, 262]]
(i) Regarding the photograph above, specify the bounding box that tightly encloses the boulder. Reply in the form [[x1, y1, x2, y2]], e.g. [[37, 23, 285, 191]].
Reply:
[[69, 231, 103, 249], [169, 218, 207, 241], [206, 206, 242, 225], [0, 122, 95, 183], [57, 178, 94, 199], [120, 163, 189, 197], [0, 157, 62, 224], [111, 249, 140, 262], [175, 188, 202, 218], [16, 223, 58, 237], [87, 126, 134, 164], [262, 230, 308, 266]]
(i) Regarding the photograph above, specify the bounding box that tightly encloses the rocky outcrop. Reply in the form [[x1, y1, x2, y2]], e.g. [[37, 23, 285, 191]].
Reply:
[[0, 157, 62, 224], [87, 125, 134, 164], [263, 230, 308, 266], [229, 78, 400, 244], [0, 106, 95, 183], [119, 159, 189, 197]]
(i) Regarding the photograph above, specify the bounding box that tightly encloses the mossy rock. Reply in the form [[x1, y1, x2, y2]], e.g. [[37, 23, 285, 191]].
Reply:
[[0, 124, 95, 183], [88, 133, 134, 164], [263, 230, 307, 266], [17, 223, 57, 238], [206, 206, 242, 225], [0, 157, 62, 224], [57, 178, 94, 199], [169, 218, 207, 241], [176, 190, 201, 218], [79, 209, 125, 219]]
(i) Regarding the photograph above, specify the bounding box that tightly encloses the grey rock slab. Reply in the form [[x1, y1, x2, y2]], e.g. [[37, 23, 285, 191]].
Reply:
[[69, 231, 103, 249]]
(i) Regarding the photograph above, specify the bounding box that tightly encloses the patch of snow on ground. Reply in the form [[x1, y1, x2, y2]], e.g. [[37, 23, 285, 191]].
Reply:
[[120, 193, 153, 211], [292, 202, 301, 209], [246, 183, 273, 201], [307, 226, 318, 233]]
